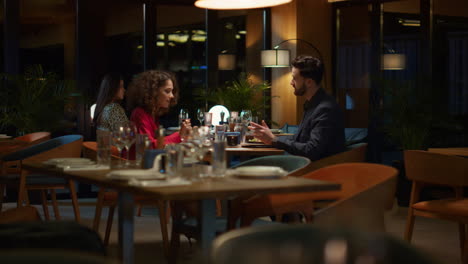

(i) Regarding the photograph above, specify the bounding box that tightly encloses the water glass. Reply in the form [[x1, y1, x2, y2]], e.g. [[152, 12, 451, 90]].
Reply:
[[135, 134, 151, 168], [96, 129, 111, 167], [143, 149, 166, 169], [212, 140, 227, 178], [152, 144, 183, 181], [204, 112, 213, 126]]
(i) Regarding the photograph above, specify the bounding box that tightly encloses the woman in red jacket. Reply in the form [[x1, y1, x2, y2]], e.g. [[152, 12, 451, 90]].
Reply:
[[126, 70, 191, 148]]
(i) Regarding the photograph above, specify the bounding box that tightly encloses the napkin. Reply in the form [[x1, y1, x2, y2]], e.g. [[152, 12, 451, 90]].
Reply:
[[63, 164, 110, 171], [129, 178, 191, 187]]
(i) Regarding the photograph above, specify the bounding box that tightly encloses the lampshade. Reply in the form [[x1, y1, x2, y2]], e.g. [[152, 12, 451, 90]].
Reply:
[[195, 0, 292, 10], [208, 105, 230, 125], [382, 54, 406, 70], [218, 54, 236, 70], [261, 49, 290, 68]]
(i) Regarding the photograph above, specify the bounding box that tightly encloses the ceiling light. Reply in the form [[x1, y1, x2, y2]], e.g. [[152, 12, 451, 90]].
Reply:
[[195, 0, 292, 10]]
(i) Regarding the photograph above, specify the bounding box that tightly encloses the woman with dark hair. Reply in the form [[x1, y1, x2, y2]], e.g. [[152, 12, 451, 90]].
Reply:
[[127, 70, 191, 148], [94, 73, 128, 131]]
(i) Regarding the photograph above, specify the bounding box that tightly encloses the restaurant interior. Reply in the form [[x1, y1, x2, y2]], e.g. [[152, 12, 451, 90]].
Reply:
[[0, 0, 467, 263]]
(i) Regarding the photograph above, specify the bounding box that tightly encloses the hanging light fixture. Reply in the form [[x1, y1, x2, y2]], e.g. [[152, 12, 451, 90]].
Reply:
[[382, 45, 406, 70], [218, 53, 236, 70], [195, 0, 292, 10]]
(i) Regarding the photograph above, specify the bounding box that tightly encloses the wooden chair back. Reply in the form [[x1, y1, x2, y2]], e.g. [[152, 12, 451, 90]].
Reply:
[[82, 141, 121, 161], [290, 143, 367, 176], [23, 137, 83, 163], [404, 150, 468, 186], [312, 163, 398, 232], [15, 132, 51, 144]]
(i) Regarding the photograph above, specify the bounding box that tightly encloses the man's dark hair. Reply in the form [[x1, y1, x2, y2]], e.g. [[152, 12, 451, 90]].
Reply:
[[291, 55, 324, 85]]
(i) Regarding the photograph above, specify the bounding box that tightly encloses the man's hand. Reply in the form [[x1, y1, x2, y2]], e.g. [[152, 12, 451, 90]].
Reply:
[[249, 120, 276, 145]]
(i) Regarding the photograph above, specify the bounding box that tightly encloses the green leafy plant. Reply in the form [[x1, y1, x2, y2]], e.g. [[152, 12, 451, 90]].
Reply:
[[0, 65, 77, 135], [377, 77, 438, 150], [198, 73, 272, 120]]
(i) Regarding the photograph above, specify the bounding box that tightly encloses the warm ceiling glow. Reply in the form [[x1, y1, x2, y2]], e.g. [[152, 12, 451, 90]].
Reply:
[[195, 0, 292, 10], [382, 54, 406, 70]]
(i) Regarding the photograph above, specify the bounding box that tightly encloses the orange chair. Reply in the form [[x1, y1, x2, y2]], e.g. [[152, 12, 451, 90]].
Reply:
[[227, 143, 368, 229], [404, 150, 468, 263], [82, 142, 170, 256], [229, 162, 397, 231], [1, 135, 83, 221], [15, 132, 51, 144]]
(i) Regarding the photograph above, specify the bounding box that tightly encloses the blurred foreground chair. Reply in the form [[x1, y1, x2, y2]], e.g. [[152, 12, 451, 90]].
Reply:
[[212, 224, 436, 264], [82, 142, 170, 257], [404, 150, 468, 263], [227, 143, 368, 228], [1, 135, 82, 220], [229, 162, 397, 232], [0, 206, 107, 258], [169, 155, 311, 261]]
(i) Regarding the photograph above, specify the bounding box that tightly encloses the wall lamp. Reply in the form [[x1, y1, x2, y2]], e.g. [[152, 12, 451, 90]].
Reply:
[[194, 0, 292, 10], [218, 50, 236, 70], [261, 38, 324, 68], [382, 45, 406, 70]]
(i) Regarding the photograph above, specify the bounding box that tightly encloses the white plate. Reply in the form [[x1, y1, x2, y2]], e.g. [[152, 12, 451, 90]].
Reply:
[[231, 166, 287, 179], [44, 158, 94, 166], [107, 169, 166, 181], [0, 135, 12, 139]]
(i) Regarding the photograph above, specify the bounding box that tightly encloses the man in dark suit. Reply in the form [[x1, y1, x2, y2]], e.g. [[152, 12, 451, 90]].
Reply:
[[250, 55, 345, 161]]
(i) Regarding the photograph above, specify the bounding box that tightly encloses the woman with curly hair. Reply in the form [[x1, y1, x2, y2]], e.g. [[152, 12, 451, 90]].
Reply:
[[94, 73, 128, 131], [127, 70, 191, 148]]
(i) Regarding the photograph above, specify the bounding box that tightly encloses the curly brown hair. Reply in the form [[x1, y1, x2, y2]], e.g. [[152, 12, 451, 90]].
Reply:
[[126, 70, 179, 116]]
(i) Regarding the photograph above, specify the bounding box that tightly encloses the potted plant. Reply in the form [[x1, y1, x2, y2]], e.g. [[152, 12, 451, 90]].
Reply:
[[0, 65, 77, 136], [199, 73, 272, 121]]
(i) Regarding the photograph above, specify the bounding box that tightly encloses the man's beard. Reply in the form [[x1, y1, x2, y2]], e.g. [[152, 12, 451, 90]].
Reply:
[[294, 83, 306, 96]]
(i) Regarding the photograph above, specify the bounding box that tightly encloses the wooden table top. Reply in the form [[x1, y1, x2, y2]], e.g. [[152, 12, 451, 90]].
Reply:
[[22, 162, 340, 201], [427, 147, 468, 157], [226, 145, 284, 156]]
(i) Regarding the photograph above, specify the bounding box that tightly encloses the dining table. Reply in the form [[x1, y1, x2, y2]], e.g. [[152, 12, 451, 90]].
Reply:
[[21, 161, 340, 264], [427, 147, 468, 157]]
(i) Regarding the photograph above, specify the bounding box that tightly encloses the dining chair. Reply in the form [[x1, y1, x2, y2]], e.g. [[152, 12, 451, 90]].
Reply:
[[1, 135, 83, 221], [169, 155, 311, 262], [211, 224, 435, 264], [227, 143, 368, 229], [404, 150, 468, 263], [1, 132, 51, 210], [82, 141, 171, 256], [228, 162, 397, 231]]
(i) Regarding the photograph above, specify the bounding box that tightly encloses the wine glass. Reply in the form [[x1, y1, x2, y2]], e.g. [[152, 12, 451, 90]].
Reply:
[[240, 110, 252, 123], [179, 108, 189, 127], [121, 123, 137, 166], [196, 108, 205, 126], [111, 125, 126, 168]]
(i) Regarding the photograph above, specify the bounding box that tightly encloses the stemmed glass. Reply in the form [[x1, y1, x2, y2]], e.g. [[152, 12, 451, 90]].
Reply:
[[121, 123, 137, 167], [179, 108, 189, 127], [196, 108, 205, 126], [111, 125, 126, 168]]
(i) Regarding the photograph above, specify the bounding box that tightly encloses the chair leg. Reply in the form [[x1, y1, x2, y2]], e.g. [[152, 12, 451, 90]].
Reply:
[[157, 200, 170, 259], [404, 208, 415, 241], [17, 170, 28, 207], [0, 184, 5, 212], [460, 223, 466, 261], [24, 191, 30, 206], [169, 202, 182, 264], [93, 188, 106, 231], [50, 190, 60, 220], [104, 205, 115, 246], [40, 190, 50, 220], [68, 180, 80, 222], [137, 204, 143, 216]]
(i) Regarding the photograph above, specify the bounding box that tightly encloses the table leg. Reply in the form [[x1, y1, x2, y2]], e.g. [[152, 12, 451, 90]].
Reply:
[[198, 199, 217, 252], [118, 192, 135, 264]]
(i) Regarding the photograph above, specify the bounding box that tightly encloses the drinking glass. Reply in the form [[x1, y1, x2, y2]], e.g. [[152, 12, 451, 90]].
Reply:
[[121, 123, 137, 167], [204, 112, 213, 127], [96, 129, 111, 167], [179, 108, 189, 126], [196, 108, 205, 126], [240, 110, 252, 123], [111, 126, 126, 168]]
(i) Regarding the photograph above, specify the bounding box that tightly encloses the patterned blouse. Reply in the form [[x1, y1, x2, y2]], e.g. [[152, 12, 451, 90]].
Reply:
[[97, 102, 129, 131]]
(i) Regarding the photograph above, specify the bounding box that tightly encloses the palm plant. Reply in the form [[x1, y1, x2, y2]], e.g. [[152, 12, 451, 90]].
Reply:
[[0, 65, 76, 135]]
